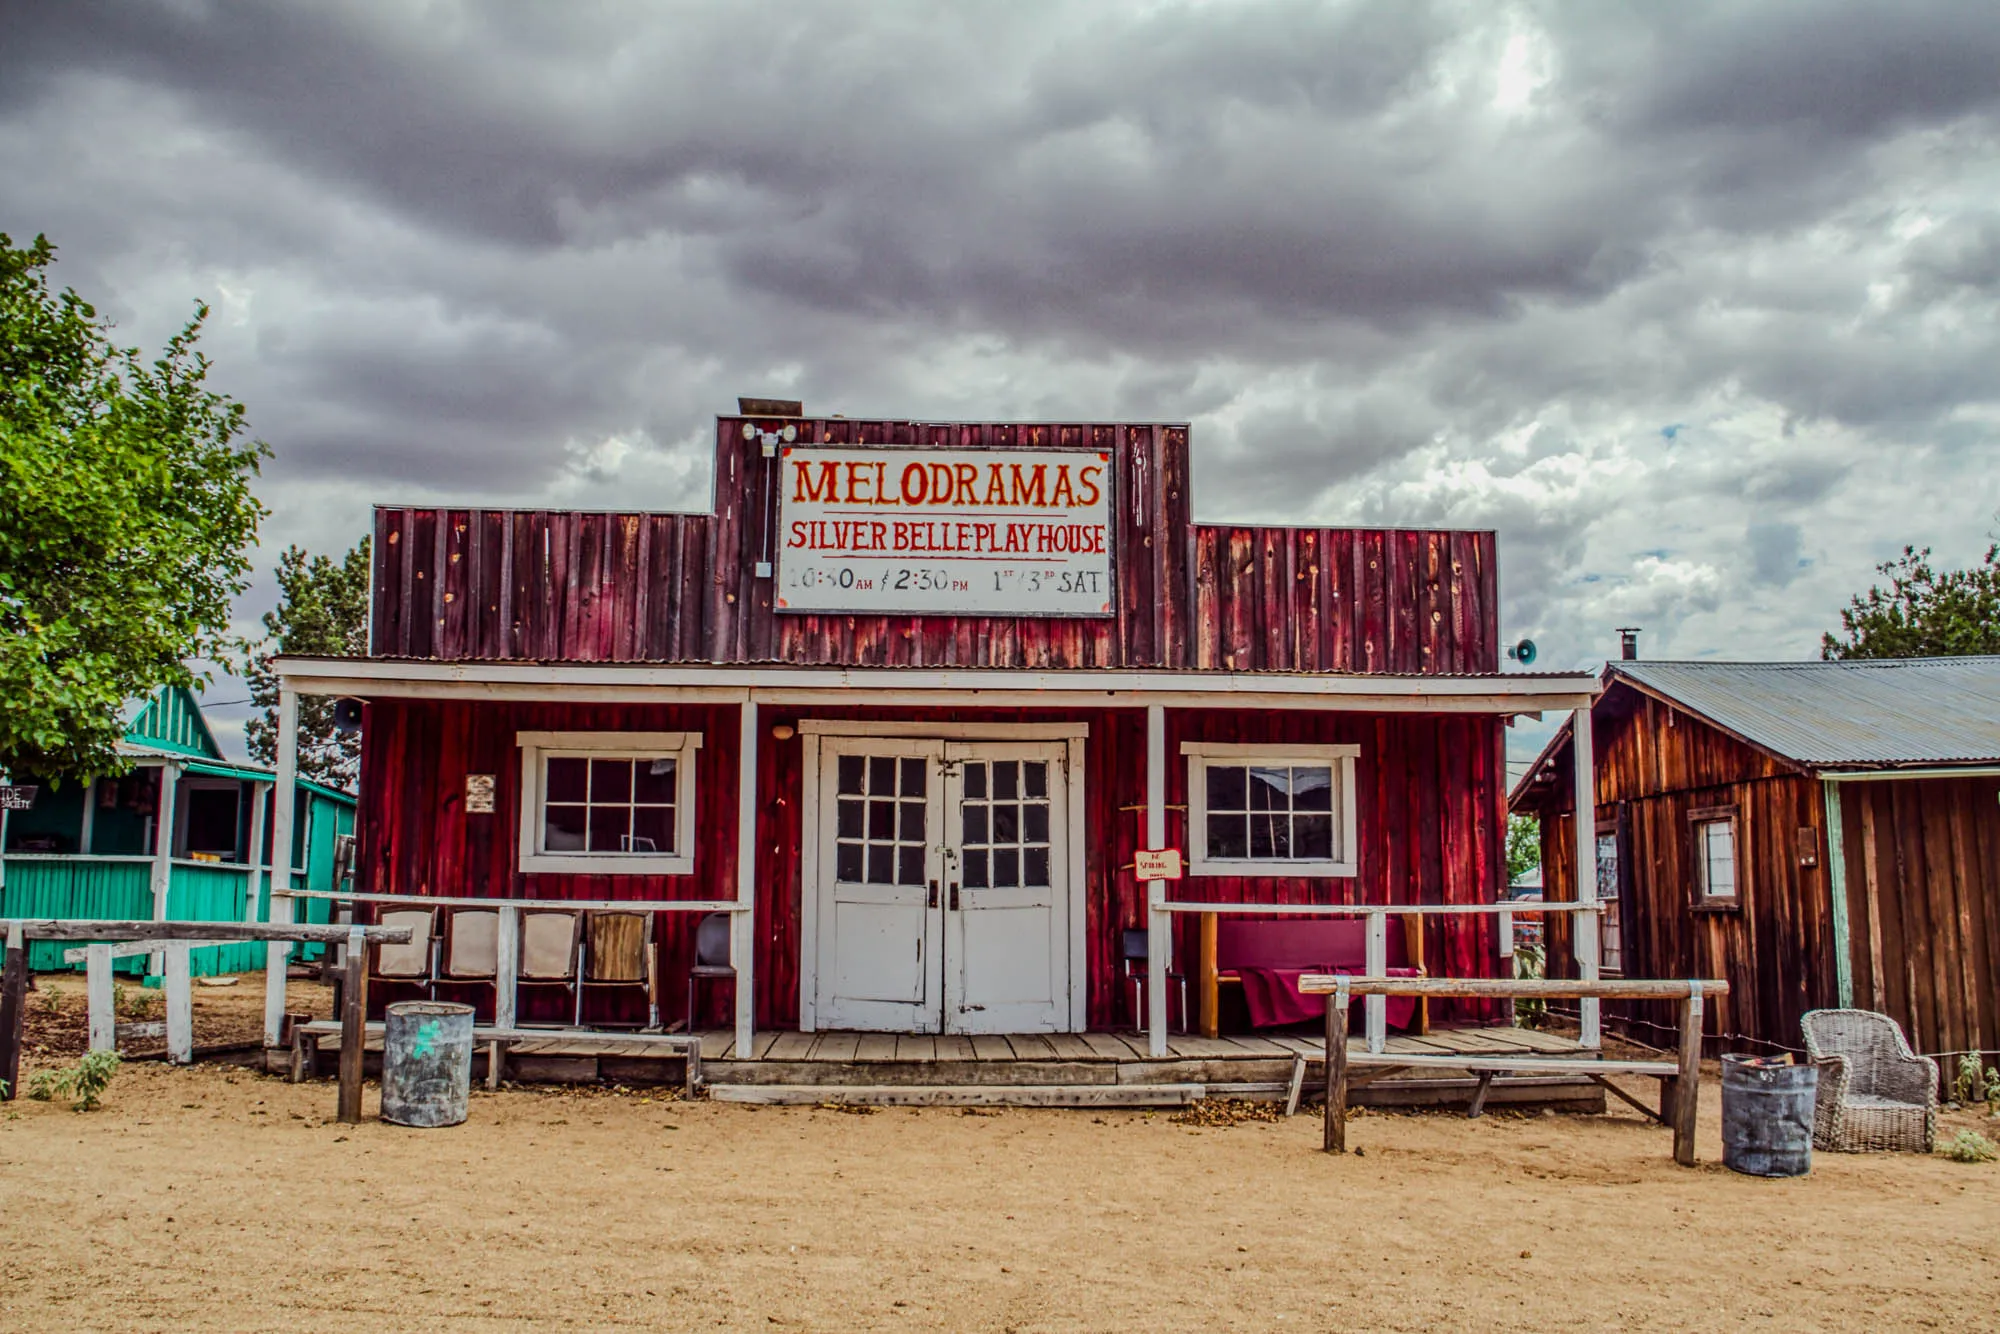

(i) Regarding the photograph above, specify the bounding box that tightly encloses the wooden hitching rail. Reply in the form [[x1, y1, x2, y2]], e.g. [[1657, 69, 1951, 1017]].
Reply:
[[1298, 976, 1730, 1166], [0, 919, 411, 1127]]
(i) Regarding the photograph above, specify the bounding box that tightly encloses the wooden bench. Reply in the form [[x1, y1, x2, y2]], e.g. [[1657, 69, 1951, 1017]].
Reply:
[[289, 1020, 703, 1095], [1299, 975, 1728, 1165], [1196, 914, 1426, 1038]]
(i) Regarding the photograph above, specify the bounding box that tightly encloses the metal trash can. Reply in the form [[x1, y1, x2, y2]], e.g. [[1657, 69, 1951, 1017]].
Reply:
[[1721, 1053, 1816, 1177], [380, 1001, 475, 1128]]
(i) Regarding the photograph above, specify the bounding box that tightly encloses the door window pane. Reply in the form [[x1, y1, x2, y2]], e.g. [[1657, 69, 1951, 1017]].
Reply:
[[837, 755, 864, 795], [953, 758, 1053, 899], [901, 758, 927, 796], [835, 749, 932, 887]]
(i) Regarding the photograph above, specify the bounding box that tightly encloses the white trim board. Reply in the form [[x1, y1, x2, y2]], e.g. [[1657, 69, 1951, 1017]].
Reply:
[[799, 720, 1090, 740]]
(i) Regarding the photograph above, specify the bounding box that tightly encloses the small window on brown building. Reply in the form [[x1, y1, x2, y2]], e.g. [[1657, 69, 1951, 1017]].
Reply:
[[1690, 808, 1740, 907]]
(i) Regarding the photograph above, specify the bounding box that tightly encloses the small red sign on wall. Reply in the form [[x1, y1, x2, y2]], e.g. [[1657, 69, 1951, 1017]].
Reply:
[[1135, 848, 1183, 881]]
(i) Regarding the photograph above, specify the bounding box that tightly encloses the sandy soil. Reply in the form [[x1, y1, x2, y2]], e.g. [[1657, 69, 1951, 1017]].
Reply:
[[2, 1052, 1996, 1332]]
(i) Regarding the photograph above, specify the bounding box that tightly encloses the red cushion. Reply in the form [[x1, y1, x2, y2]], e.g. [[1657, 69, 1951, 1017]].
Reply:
[[1215, 917, 1408, 972]]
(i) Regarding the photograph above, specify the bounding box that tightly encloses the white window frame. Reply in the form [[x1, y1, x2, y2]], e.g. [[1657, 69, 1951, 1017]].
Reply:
[[516, 730, 702, 876], [1181, 741, 1360, 878], [1690, 806, 1741, 907], [1594, 821, 1623, 975]]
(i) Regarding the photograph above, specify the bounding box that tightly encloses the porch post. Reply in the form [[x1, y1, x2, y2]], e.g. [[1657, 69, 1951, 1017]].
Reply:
[[149, 762, 181, 978], [732, 697, 758, 1057], [262, 689, 299, 1047], [1146, 702, 1168, 1058], [78, 779, 96, 856], [1571, 703, 1600, 1048], [245, 780, 270, 929]]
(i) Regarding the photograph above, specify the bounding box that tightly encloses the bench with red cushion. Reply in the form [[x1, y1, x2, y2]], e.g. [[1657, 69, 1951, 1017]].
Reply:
[[1212, 917, 1423, 1029]]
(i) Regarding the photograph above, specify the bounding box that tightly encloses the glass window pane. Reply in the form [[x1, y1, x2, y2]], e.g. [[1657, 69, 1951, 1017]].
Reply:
[[588, 805, 629, 852], [837, 799, 864, 838], [962, 805, 988, 844], [867, 844, 894, 884], [899, 801, 926, 841], [546, 757, 588, 804], [992, 804, 1019, 843], [836, 841, 863, 880], [1595, 832, 1620, 901], [1024, 847, 1050, 886], [963, 764, 986, 799], [1207, 814, 1247, 860], [1023, 804, 1049, 843], [993, 848, 1019, 888], [993, 762, 1018, 800], [1206, 764, 1247, 812], [631, 804, 674, 854], [837, 754, 864, 795], [544, 804, 587, 851], [868, 801, 896, 839], [634, 757, 676, 804], [1705, 823, 1736, 895], [962, 848, 988, 888], [1023, 762, 1047, 798], [869, 756, 896, 796], [1249, 767, 1289, 811], [589, 758, 632, 804], [898, 846, 926, 886], [1291, 767, 1333, 811], [1249, 811, 1280, 859], [1295, 814, 1333, 861], [901, 757, 927, 796]]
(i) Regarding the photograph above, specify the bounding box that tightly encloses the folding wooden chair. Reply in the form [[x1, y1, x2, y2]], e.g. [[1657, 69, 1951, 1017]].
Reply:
[[369, 908, 438, 997], [436, 908, 501, 1022], [579, 911, 660, 1030], [514, 909, 583, 1028]]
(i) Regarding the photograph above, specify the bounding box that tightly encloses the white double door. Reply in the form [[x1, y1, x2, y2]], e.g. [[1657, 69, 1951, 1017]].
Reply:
[[813, 738, 1072, 1034]]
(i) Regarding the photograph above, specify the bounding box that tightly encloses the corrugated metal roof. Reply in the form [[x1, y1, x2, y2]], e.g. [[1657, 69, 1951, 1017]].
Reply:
[[1613, 656, 2000, 767]]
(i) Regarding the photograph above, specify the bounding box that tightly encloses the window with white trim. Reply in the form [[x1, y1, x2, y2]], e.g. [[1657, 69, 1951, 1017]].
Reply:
[[1594, 825, 1623, 973], [1182, 742, 1359, 877], [517, 731, 701, 875]]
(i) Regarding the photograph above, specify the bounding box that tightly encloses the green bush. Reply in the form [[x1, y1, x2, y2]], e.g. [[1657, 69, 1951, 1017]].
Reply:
[[1941, 1130, 1996, 1164], [27, 1050, 122, 1111]]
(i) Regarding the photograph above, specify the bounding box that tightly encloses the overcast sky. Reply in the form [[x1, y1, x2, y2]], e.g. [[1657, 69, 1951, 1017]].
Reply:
[[6, 1, 1998, 762]]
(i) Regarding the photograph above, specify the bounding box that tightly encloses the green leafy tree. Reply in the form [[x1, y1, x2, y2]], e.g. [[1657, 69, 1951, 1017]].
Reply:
[[1506, 812, 1540, 887], [1822, 545, 2000, 660], [243, 538, 371, 790], [0, 234, 268, 782]]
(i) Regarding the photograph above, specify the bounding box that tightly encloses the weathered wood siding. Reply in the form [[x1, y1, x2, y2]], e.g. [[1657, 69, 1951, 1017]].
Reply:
[[368, 418, 1498, 674], [359, 700, 1506, 1029], [1837, 774, 2000, 1064], [1522, 687, 1841, 1054]]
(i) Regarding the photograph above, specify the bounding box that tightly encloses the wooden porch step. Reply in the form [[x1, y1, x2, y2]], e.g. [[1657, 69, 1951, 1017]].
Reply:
[[707, 1083, 1206, 1107]]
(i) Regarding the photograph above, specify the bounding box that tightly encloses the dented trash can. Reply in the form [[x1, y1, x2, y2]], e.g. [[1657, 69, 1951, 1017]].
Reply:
[[380, 1001, 475, 1128], [1721, 1053, 1816, 1177]]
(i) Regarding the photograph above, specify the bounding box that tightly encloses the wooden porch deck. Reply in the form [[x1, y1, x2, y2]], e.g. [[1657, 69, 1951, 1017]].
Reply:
[[696, 1024, 1583, 1065]]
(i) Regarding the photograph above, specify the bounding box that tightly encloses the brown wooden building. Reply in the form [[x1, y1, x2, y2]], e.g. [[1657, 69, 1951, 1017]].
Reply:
[[1512, 657, 2000, 1068], [255, 411, 1598, 1061]]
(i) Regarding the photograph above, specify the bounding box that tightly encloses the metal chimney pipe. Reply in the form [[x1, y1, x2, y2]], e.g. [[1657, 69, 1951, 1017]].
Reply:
[[1616, 627, 1641, 660]]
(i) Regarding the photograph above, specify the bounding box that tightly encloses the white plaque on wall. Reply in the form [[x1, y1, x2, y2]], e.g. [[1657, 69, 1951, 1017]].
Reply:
[[774, 445, 1115, 617]]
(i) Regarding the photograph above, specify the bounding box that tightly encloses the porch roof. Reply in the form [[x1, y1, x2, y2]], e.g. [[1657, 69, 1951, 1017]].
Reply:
[[273, 654, 1597, 714]]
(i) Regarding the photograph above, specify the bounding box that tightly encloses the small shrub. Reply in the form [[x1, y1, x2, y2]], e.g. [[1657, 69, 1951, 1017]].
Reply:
[[114, 983, 159, 1020], [34, 985, 62, 1016], [27, 1050, 122, 1111], [1513, 942, 1546, 1028], [1951, 1053, 1999, 1110], [1941, 1130, 1997, 1164]]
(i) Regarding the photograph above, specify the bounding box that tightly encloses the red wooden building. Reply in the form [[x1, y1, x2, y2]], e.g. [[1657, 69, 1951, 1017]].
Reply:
[[262, 413, 1594, 1059]]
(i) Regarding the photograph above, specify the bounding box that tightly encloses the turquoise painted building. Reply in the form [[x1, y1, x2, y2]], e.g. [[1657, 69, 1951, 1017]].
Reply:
[[0, 685, 356, 976]]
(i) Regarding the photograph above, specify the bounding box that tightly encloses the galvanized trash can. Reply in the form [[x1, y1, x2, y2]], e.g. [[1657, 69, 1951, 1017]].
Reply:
[[380, 1001, 475, 1128], [1721, 1053, 1817, 1177]]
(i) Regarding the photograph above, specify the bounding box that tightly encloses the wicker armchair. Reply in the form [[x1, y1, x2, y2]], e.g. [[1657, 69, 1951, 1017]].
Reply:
[[1801, 1009, 1938, 1153]]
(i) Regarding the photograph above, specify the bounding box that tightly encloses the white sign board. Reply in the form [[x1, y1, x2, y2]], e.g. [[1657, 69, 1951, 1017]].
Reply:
[[1135, 848, 1183, 881], [775, 446, 1115, 617]]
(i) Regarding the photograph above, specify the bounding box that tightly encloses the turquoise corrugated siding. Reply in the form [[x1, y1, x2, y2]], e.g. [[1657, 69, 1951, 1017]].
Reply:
[[163, 864, 265, 975], [0, 859, 153, 972]]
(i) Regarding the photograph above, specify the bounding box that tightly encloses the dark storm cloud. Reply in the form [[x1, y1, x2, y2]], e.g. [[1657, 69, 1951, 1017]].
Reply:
[[3, 0, 1999, 721]]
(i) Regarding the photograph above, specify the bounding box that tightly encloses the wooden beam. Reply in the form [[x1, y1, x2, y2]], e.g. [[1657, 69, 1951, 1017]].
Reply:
[[337, 926, 366, 1125], [1671, 987, 1705, 1166], [732, 698, 758, 1059], [1297, 976, 1729, 999], [162, 945, 193, 1065], [1146, 702, 1168, 1058], [1572, 703, 1600, 1047], [0, 921, 25, 1101], [0, 920, 412, 944], [1322, 981, 1350, 1153], [264, 688, 300, 1047], [86, 944, 115, 1053], [1587, 1072, 1669, 1124]]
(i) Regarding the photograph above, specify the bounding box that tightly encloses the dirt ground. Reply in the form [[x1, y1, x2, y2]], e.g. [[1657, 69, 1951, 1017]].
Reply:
[[4, 977, 1998, 1331], [17, 970, 333, 1062]]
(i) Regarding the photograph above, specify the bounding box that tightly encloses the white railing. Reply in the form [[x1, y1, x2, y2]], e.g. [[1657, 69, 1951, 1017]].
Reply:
[[1154, 898, 1605, 1052]]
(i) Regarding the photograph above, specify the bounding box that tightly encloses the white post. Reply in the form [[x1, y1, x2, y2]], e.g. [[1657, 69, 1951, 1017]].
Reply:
[[78, 779, 96, 856], [1497, 908, 1515, 959], [263, 689, 299, 1046], [163, 943, 193, 1064], [1572, 704, 1600, 1048], [244, 780, 269, 927], [1146, 703, 1168, 1058], [86, 944, 115, 1053], [1364, 909, 1387, 1053], [495, 904, 519, 1030], [149, 762, 180, 978], [732, 697, 759, 1059]]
